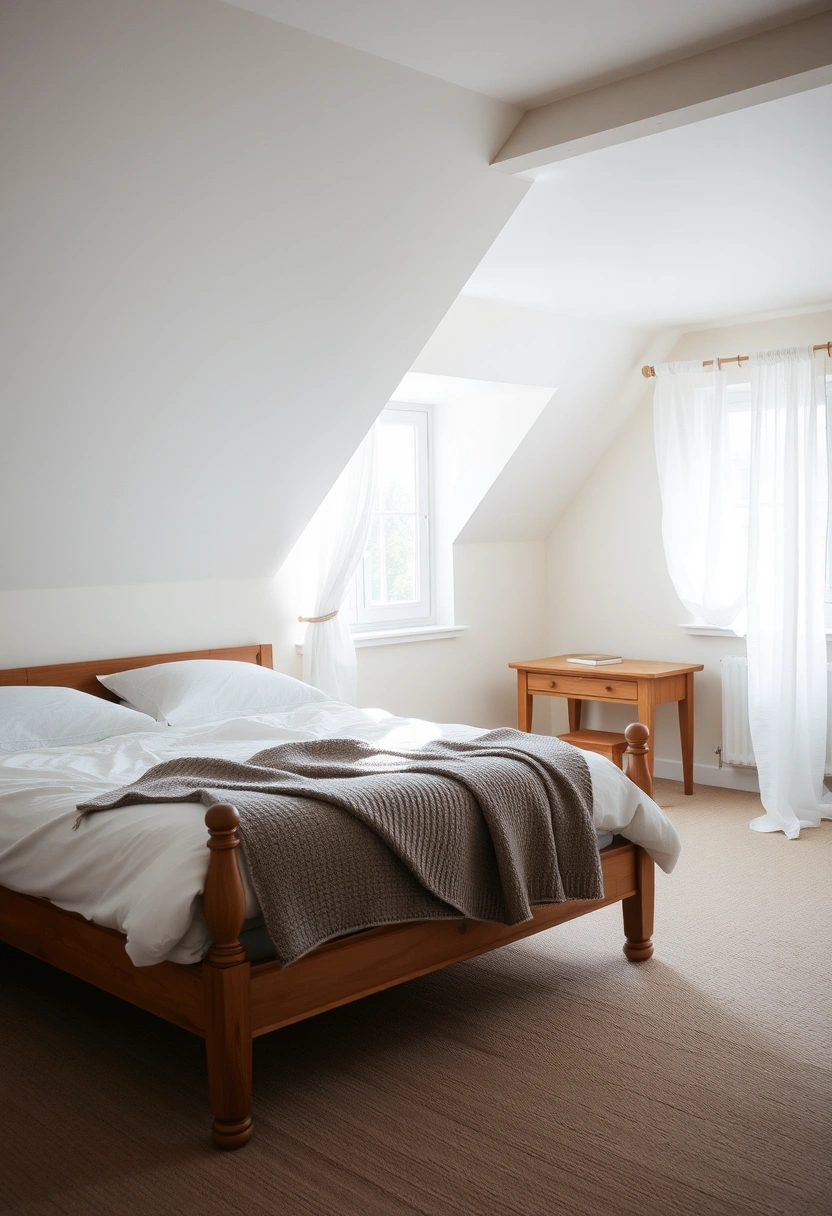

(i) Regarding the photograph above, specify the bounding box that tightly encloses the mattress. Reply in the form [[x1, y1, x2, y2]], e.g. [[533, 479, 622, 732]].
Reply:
[[0, 700, 680, 966]]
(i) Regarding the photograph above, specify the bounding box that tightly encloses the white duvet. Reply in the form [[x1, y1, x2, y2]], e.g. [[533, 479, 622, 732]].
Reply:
[[0, 702, 680, 966]]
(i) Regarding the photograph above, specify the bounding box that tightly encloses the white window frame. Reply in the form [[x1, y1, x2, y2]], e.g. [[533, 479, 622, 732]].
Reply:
[[352, 404, 434, 631]]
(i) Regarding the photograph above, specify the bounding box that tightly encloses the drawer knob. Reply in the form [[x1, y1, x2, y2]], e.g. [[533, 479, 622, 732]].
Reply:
[[606, 685, 613, 691], [550, 680, 557, 688]]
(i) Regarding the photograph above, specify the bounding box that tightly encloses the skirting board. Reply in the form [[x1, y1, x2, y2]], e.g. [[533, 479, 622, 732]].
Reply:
[[654, 758, 832, 795], [653, 757, 761, 793]]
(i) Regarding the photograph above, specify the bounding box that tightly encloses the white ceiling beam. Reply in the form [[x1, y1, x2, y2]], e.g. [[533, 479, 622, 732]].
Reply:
[[492, 10, 832, 175]]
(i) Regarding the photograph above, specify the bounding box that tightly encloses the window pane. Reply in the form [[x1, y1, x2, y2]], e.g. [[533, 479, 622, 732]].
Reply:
[[364, 516, 382, 604], [353, 406, 431, 624], [381, 514, 417, 602], [377, 422, 416, 512]]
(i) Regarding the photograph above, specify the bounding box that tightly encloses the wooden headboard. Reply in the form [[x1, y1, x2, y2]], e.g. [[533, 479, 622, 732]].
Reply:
[[0, 644, 274, 701]]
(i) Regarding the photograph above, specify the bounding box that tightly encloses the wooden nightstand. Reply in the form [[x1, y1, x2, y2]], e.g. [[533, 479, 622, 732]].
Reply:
[[509, 656, 704, 793]]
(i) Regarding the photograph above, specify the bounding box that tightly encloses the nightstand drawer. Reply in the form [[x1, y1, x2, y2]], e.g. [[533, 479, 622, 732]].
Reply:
[[527, 674, 638, 701]]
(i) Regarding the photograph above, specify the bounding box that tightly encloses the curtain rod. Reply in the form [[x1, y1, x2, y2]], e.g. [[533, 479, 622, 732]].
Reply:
[[641, 342, 832, 379]]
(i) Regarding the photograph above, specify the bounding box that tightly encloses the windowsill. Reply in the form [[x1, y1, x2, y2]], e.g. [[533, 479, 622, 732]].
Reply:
[[677, 623, 742, 637], [679, 622, 832, 638], [295, 624, 468, 654]]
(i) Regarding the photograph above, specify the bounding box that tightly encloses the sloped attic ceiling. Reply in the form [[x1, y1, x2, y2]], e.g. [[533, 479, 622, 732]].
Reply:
[[411, 297, 671, 544], [220, 0, 829, 107], [0, 0, 526, 591], [415, 85, 831, 544]]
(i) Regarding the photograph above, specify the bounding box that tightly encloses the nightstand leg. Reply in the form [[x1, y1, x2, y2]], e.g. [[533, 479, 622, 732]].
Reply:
[[567, 698, 582, 732], [679, 673, 695, 794], [517, 672, 533, 732]]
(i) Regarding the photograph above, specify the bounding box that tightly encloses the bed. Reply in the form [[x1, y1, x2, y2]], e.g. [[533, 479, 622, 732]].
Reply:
[[0, 644, 674, 1150]]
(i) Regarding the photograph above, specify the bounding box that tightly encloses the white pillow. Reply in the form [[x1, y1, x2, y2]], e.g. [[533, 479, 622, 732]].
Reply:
[[0, 686, 165, 754], [97, 659, 329, 726]]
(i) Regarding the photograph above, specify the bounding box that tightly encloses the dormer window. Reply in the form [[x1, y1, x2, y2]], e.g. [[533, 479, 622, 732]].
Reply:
[[353, 406, 433, 629]]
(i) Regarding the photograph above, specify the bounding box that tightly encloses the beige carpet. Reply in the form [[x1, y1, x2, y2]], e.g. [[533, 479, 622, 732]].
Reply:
[[1, 780, 830, 1216]]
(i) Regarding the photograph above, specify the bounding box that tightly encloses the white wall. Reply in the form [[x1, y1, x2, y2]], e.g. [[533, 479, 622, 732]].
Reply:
[[545, 307, 832, 787], [0, 575, 301, 676], [356, 542, 549, 729], [0, 542, 547, 734], [1, 0, 526, 593]]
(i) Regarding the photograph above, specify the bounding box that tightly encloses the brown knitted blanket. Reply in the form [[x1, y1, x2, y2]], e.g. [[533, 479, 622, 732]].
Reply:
[[76, 729, 600, 966]]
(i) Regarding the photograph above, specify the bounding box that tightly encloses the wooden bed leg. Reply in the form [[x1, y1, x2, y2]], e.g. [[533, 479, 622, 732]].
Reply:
[[622, 724, 654, 961], [622, 846, 655, 962], [203, 804, 253, 1150]]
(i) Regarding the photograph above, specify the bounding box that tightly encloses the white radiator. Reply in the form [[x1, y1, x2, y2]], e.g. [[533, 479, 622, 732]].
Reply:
[[720, 655, 832, 774]]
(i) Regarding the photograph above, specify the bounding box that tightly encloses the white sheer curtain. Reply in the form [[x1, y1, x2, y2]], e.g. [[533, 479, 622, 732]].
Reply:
[[300, 428, 377, 704], [653, 360, 747, 633], [746, 348, 831, 837], [654, 347, 832, 838]]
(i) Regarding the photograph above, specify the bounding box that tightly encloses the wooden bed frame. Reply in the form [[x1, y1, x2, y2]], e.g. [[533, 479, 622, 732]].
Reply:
[[0, 644, 657, 1150]]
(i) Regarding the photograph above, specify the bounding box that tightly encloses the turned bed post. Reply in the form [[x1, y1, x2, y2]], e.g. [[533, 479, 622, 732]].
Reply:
[[203, 804, 253, 1150], [621, 723, 655, 963]]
